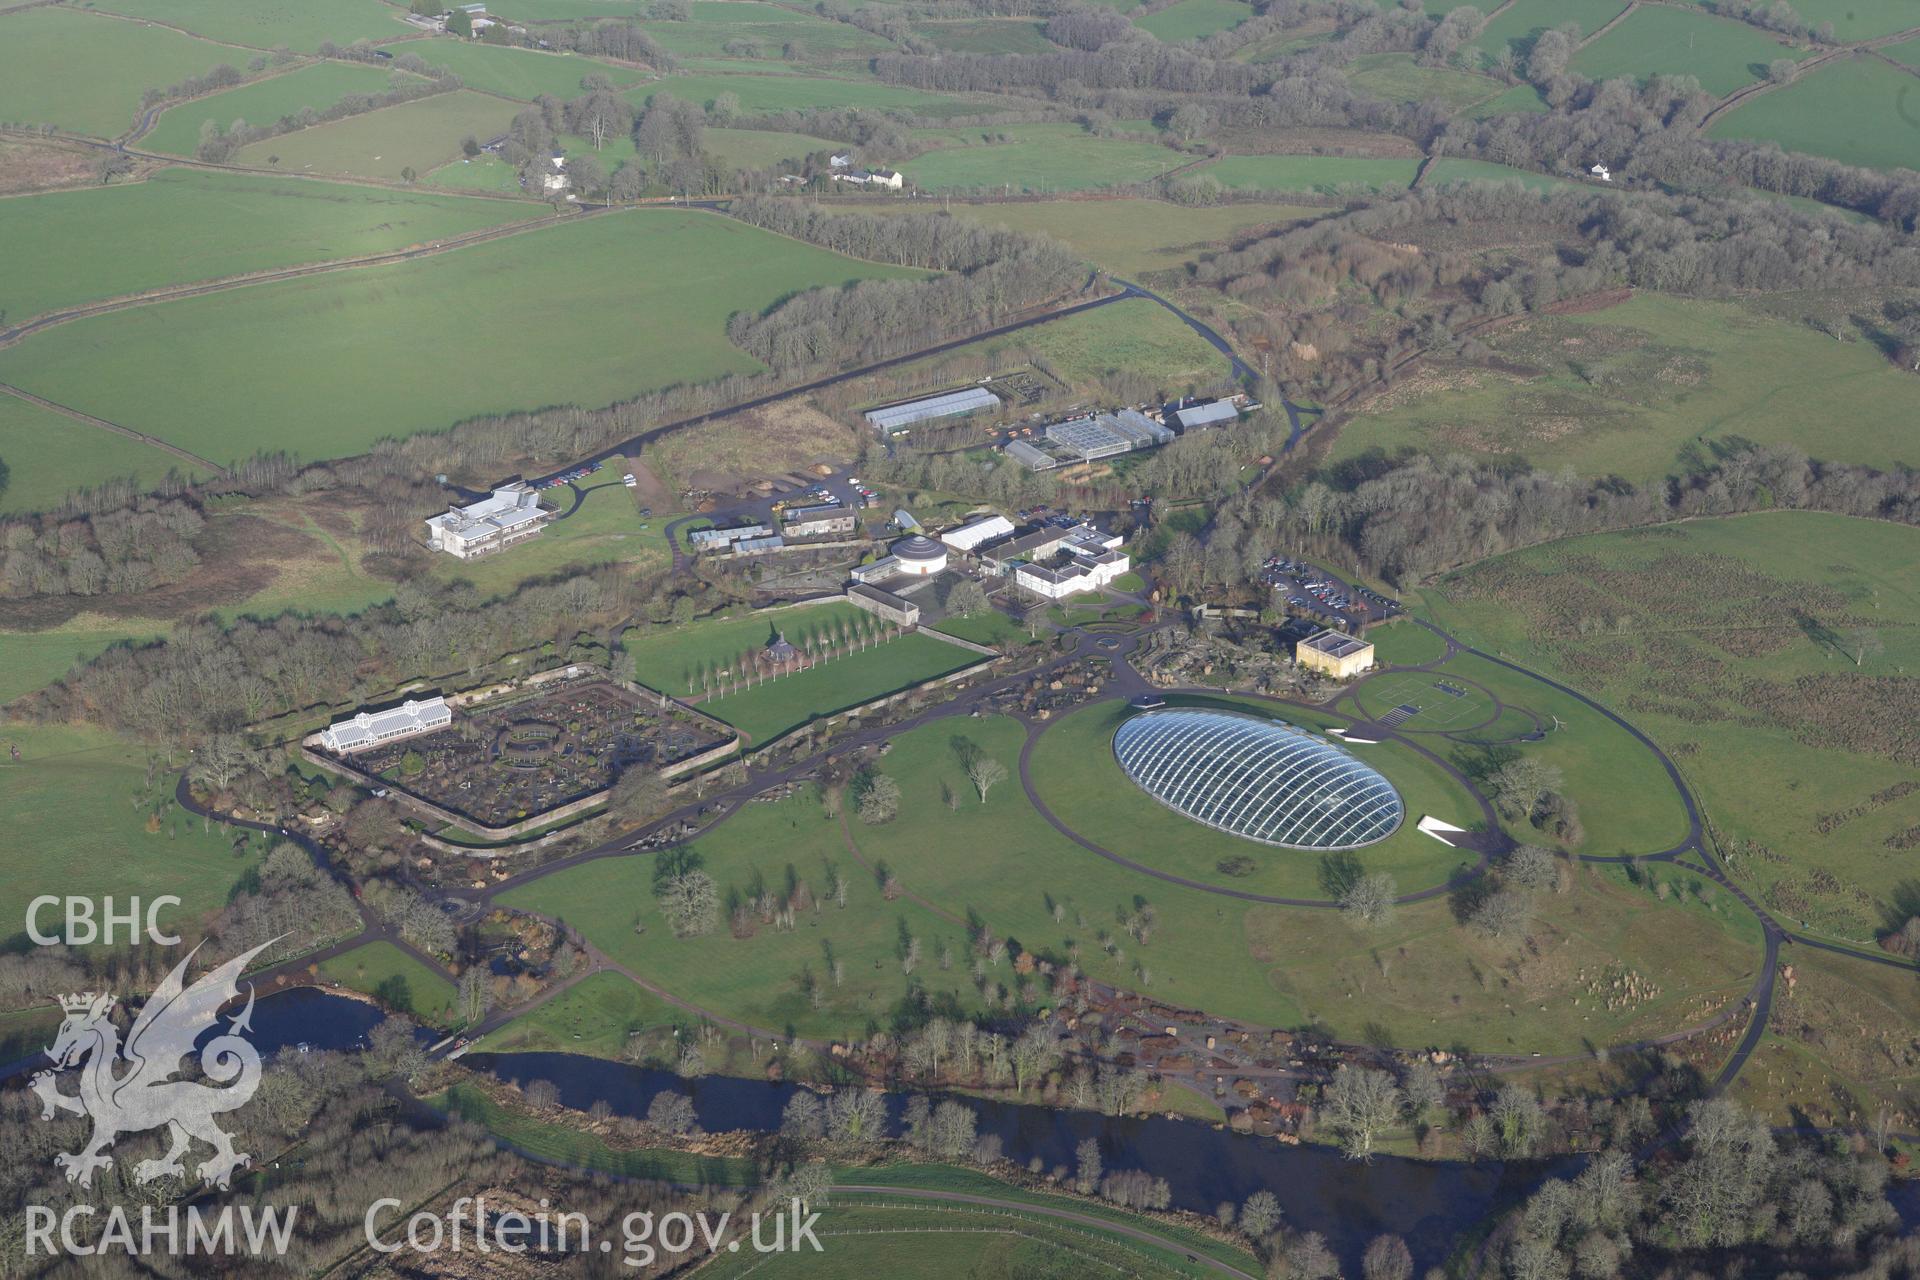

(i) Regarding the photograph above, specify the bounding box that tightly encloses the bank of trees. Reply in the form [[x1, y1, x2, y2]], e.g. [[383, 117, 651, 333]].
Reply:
[[0, 496, 202, 598]]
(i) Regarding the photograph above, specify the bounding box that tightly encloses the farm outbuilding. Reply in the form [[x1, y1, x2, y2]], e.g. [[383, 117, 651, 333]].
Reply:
[[865, 386, 1001, 436]]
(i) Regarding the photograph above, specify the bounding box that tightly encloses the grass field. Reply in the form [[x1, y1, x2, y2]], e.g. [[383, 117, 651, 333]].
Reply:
[[912, 17, 1053, 54], [876, 197, 1319, 277], [1467, 0, 1629, 66], [1465, 82, 1550, 118], [704, 126, 836, 169], [1333, 293, 1920, 483], [0, 167, 538, 322], [318, 941, 460, 1025], [142, 61, 419, 156], [1678, 0, 1917, 40], [434, 479, 675, 601], [688, 631, 978, 741], [0, 624, 160, 707], [1357, 671, 1498, 732], [0, 721, 265, 950], [1367, 620, 1446, 666], [1016, 298, 1230, 389], [629, 72, 976, 115], [902, 126, 1183, 193], [0, 7, 236, 137], [87, 0, 406, 51], [1707, 54, 1920, 172], [0, 394, 203, 516], [1135, 0, 1254, 41], [1344, 52, 1502, 110], [1569, 5, 1797, 97], [401, 39, 641, 100], [1423, 158, 1584, 191], [642, 15, 895, 59], [1422, 511, 1920, 942], [233, 89, 521, 179], [503, 710, 1760, 1051], [1194, 154, 1419, 194], [0, 209, 918, 468], [472, 970, 678, 1056], [928, 609, 1031, 648]]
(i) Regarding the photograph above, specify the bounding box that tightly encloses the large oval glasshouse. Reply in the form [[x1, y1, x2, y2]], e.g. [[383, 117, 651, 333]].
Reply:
[[1111, 708, 1404, 850]]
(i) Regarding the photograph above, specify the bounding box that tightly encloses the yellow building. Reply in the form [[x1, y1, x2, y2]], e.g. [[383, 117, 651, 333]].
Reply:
[[1297, 628, 1374, 679]]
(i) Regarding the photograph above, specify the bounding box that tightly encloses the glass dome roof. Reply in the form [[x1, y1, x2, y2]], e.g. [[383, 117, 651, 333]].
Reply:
[[1112, 708, 1403, 850]]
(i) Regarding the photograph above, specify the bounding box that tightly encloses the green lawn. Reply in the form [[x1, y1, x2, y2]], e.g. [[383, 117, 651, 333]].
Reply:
[[1366, 620, 1447, 667], [1135, 0, 1253, 40], [1029, 695, 1479, 899], [0, 167, 539, 322], [0, 721, 265, 952], [1570, 5, 1798, 97], [697, 632, 981, 741], [1707, 54, 1920, 172], [503, 710, 1760, 1051], [403, 39, 642, 100], [0, 393, 204, 517], [630, 600, 872, 698], [0, 7, 237, 137], [1467, 0, 1630, 67], [876, 197, 1320, 277], [1332, 293, 1920, 484], [0, 209, 918, 469], [318, 941, 460, 1025], [0, 625, 161, 706], [1345, 52, 1503, 110], [928, 610, 1031, 648], [142, 61, 418, 156], [233, 89, 521, 179], [1422, 511, 1920, 941], [87, 0, 407, 51], [629, 72, 975, 115], [473, 970, 678, 1056], [902, 126, 1183, 193], [1424, 158, 1585, 192], [1194, 154, 1420, 194]]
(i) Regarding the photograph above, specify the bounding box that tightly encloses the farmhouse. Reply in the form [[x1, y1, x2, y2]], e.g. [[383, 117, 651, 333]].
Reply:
[[865, 386, 1001, 436], [847, 583, 920, 627], [1295, 629, 1374, 679], [940, 513, 1015, 553], [319, 696, 451, 755], [782, 503, 859, 539], [424, 484, 552, 559]]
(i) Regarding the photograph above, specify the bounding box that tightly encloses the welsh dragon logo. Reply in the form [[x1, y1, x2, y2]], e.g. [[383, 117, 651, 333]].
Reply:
[[31, 940, 275, 1190]]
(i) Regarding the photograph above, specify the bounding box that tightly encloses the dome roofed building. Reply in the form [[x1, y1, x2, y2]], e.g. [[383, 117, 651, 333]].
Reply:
[[1112, 709, 1403, 850], [890, 535, 948, 576]]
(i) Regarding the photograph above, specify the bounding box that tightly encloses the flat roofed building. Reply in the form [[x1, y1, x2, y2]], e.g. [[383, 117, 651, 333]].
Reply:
[[1011, 544, 1130, 599], [1108, 408, 1175, 448], [940, 513, 1015, 553], [732, 534, 785, 556], [1045, 415, 1131, 462], [1172, 399, 1240, 432], [1296, 628, 1374, 679], [320, 696, 451, 754], [424, 485, 552, 559], [851, 555, 901, 584], [688, 522, 772, 550], [847, 583, 920, 627], [979, 522, 1116, 574], [865, 386, 1001, 435], [782, 503, 859, 539]]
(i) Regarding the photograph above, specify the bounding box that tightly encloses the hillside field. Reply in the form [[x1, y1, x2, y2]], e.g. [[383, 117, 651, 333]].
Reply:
[[0, 7, 236, 138], [0, 210, 920, 468], [1196, 154, 1419, 193], [1707, 54, 1920, 172], [1569, 5, 1797, 97], [1331, 293, 1920, 483], [1422, 512, 1920, 943], [86, 0, 405, 51], [234, 89, 523, 180], [1135, 0, 1254, 41], [0, 168, 538, 322], [0, 394, 202, 517], [142, 61, 419, 156], [901, 127, 1183, 193], [400, 39, 642, 100]]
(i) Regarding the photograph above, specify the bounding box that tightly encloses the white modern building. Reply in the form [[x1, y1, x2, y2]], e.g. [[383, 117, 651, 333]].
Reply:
[[424, 485, 552, 559], [1012, 544, 1131, 599], [319, 696, 451, 754], [940, 513, 1015, 553], [890, 535, 948, 576], [979, 522, 1121, 576]]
